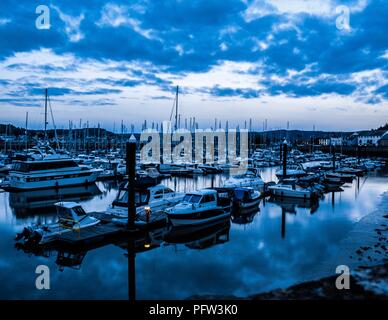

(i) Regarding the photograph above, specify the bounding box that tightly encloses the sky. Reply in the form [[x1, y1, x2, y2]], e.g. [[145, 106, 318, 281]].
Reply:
[[0, 0, 387, 132]]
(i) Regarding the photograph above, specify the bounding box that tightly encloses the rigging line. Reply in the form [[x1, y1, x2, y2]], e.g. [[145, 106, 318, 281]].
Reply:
[[169, 95, 176, 123], [47, 94, 60, 149]]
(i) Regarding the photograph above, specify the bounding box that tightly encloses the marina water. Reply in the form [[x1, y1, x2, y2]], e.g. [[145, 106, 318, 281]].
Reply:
[[0, 166, 387, 299]]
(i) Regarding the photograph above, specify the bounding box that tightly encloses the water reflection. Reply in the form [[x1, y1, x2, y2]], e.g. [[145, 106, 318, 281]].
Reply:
[[9, 184, 102, 218], [0, 166, 387, 299], [14, 219, 231, 300], [231, 205, 260, 225], [268, 196, 320, 215], [165, 219, 230, 250]]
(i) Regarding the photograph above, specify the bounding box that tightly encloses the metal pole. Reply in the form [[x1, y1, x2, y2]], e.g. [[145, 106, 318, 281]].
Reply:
[[126, 142, 136, 228], [126, 141, 136, 300], [44, 88, 48, 141], [25, 111, 29, 150], [175, 86, 179, 131], [282, 140, 287, 179]]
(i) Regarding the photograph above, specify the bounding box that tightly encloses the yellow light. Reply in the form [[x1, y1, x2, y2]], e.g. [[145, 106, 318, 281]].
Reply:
[[144, 243, 151, 248]]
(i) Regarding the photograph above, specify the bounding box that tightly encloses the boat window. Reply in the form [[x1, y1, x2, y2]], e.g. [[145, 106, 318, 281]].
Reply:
[[202, 194, 216, 203], [57, 207, 73, 220], [163, 188, 174, 194], [183, 194, 193, 202], [135, 192, 148, 205], [117, 190, 127, 202], [154, 190, 164, 198], [183, 194, 202, 203], [13, 160, 79, 172], [116, 191, 148, 205], [73, 206, 86, 217]]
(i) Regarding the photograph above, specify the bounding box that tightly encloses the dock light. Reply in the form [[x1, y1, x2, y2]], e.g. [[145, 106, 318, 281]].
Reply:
[[144, 243, 151, 248]]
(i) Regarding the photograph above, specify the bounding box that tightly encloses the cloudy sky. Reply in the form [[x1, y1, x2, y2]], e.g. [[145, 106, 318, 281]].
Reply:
[[0, 0, 387, 131]]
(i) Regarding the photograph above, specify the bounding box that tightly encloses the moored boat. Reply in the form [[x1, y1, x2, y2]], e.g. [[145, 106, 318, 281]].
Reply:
[[165, 189, 231, 227], [15, 202, 100, 245]]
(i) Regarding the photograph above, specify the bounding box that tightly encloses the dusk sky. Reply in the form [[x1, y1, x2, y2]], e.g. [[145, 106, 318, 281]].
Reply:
[[0, 0, 387, 131]]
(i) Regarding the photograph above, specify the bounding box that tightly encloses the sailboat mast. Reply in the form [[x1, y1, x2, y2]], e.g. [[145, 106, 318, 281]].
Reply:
[[175, 85, 179, 131], [25, 111, 29, 150], [44, 88, 48, 140]]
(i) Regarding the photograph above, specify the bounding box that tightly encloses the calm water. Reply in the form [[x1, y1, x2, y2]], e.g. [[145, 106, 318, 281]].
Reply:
[[0, 167, 387, 299]]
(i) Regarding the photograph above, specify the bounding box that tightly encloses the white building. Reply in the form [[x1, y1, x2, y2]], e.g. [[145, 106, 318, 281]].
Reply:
[[356, 130, 387, 146]]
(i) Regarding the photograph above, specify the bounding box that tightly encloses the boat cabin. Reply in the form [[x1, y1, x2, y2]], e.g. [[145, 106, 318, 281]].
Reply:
[[112, 183, 176, 208], [233, 188, 257, 201], [55, 202, 88, 226], [11, 159, 80, 173], [182, 189, 231, 208]]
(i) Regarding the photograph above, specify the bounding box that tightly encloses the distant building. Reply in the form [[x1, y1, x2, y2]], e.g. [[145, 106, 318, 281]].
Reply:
[[318, 137, 343, 146], [348, 130, 387, 146]]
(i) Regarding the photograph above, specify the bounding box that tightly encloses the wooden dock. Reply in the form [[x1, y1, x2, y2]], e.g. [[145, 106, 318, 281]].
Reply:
[[53, 223, 124, 244], [49, 211, 168, 245]]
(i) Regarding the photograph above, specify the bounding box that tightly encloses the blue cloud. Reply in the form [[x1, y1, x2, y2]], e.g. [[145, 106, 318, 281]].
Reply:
[[0, 0, 387, 104]]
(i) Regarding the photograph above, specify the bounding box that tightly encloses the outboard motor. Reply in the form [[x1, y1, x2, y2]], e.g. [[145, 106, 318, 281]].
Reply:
[[29, 230, 43, 244], [15, 227, 33, 241]]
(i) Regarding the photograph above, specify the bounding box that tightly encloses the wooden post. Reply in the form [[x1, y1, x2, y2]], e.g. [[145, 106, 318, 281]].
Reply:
[[332, 145, 336, 171]]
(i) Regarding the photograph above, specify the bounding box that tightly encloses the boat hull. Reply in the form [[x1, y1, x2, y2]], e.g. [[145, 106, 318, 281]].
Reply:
[[8, 170, 100, 190], [269, 187, 316, 199], [167, 209, 230, 227]]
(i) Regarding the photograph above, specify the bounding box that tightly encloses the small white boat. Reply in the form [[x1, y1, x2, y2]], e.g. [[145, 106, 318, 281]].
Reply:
[[15, 202, 100, 245], [268, 182, 317, 199], [223, 169, 265, 191], [165, 189, 231, 227]]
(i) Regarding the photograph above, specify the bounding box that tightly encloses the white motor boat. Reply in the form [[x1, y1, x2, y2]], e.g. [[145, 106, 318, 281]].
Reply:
[[268, 182, 317, 199], [15, 202, 100, 245], [107, 183, 185, 218], [165, 189, 231, 227], [223, 169, 265, 191], [8, 158, 102, 190]]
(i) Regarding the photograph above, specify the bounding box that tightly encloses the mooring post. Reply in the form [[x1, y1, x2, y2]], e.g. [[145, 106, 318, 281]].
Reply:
[[332, 145, 336, 171], [279, 143, 283, 163], [282, 140, 287, 179], [281, 207, 286, 239], [126, 141, 137, 301], [126, 141, 136, 229], [357, 144, 361, 164]]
